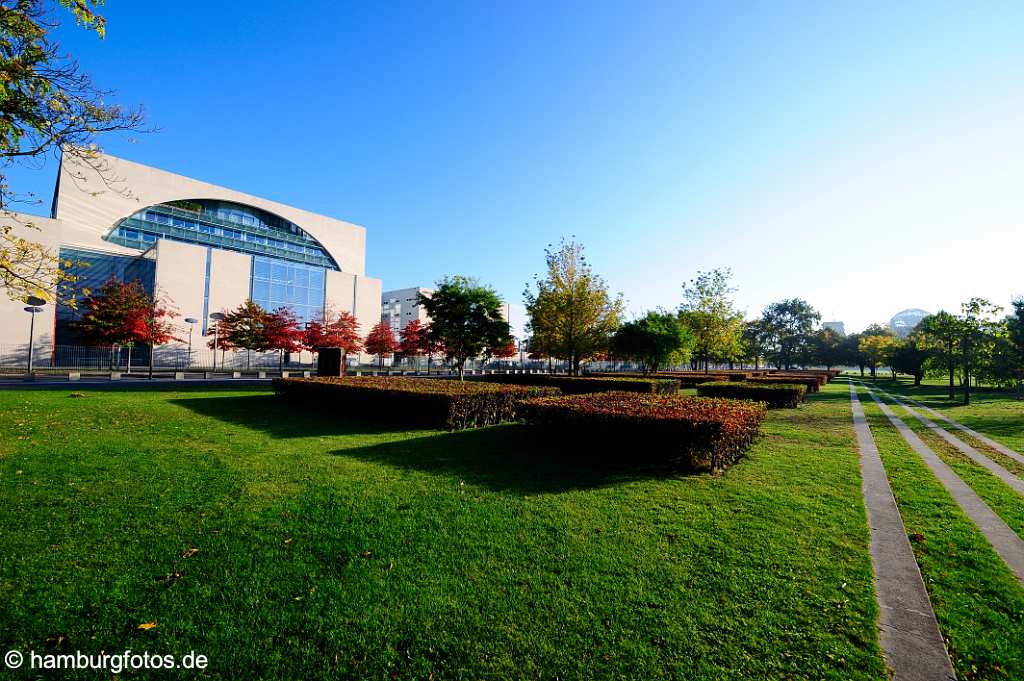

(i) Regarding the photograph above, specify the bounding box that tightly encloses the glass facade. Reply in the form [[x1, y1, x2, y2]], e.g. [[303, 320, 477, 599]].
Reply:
[[250, 256, 325, 324], [55, 247, 157, 345], [105, 199, 339, 270]]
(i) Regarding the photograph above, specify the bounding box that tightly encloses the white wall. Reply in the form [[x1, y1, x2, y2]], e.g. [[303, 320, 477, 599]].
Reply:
[[0, 212, 63, 364]]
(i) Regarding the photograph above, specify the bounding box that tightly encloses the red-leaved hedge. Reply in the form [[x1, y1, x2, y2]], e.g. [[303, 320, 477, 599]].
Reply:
[[273, 376, 558, 430], [476, 374, 679, 394], [520, 391, 767, 472], [747, 375, 821, 393], [696, 381, 807, 408]]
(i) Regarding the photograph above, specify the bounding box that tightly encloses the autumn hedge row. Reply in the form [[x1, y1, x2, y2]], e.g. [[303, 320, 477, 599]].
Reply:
[[746, 375, 821, 393], [272, 377, 558, 430], [696, 381, 807, 409], [519, 392, 767, 472], [475, 374, 680, 394]]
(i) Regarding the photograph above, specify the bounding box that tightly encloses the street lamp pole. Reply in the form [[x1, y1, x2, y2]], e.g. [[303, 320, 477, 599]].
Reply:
[[184, 317, 198, 368], [23, 296, 46, 376], [209, 312, 226, 371]]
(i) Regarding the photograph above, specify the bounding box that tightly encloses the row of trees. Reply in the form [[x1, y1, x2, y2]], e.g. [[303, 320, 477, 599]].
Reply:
[[70, 275, 517, 378], [522, 239, 826, 376]]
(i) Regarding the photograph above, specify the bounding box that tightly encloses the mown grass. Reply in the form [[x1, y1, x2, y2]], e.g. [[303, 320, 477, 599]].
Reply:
[[873, 391, 1024, 541], [867, 376, 1024, 456], [857, 385, 1024, 680], [0, 383, 884, 679]]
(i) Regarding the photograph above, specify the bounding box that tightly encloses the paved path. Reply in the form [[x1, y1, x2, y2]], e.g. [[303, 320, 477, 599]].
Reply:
[[870, 386, 1024, 497], [895, 394, 1024, 467], [861, 384, 1024, 585], [847, 382, 955, 681]]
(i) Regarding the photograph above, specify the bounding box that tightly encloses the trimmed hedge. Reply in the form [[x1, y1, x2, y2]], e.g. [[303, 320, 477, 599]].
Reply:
[[476, 374, 680, 394], [520, 391, 767, 472], [696, 381, 807, 409], [273, 376, 558, 430], [747, 375, 820, 393]]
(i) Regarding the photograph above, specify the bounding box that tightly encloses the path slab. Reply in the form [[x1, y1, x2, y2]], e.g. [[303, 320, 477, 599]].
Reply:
[[847, 382, 955, 681], [897, 395, 1024, 467], [862, 384, 1024, 585], [872, 387, 1024, 496]]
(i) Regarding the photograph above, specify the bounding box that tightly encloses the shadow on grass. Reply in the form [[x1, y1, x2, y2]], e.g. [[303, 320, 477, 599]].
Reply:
[[170, 393, 419, 438], [170, 392, 707, 494], [332, 425, 695, 494]]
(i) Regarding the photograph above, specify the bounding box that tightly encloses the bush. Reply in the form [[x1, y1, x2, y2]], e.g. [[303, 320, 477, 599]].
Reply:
[[477, 374, 679, 394], [696, 381, 807, 408], [273, 377, 558, 430], [747, 375, 821, 393], [520, 391, 767, 472]]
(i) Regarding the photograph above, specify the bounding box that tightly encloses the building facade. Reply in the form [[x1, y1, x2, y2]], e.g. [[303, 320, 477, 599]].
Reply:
[[0, 152, 382, 365], [822, 321, 846, 336], [381, 286, 511, 338], [381, 287, 433, 337]]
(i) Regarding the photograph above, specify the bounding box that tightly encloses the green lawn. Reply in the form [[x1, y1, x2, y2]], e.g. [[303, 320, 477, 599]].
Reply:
[[0, 383, 885, 679]]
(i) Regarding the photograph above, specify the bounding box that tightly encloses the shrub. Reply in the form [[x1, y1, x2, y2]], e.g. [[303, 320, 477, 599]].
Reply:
[[747, 375, 820, 393], [273, 376, 558, 430], [696, 381, 807, 408], [520, 391, 767, 472], [477, 374, 679, 394]]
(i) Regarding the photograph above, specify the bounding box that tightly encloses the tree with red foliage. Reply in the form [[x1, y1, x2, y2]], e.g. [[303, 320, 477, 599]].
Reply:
[[73, 278, 179, 377], [491, 338, 518, 360], [399, 319, 427, 370], [303, 310, 363, 375], [365, 320, 399, 371], [421, 323, 445, 374], [264, 307, 303, 371]]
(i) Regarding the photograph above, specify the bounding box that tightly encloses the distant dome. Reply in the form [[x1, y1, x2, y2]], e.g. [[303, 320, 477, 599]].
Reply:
[[890, 308, 930, 337]]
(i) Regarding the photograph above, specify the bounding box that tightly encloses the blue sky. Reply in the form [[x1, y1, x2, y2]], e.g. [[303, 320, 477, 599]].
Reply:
[[8, 1, 1023, 335]]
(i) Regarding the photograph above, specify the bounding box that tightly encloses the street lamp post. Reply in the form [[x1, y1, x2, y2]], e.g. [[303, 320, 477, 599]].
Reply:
[[23, 296, 47, 376], [209, 312, 226, 371], [184, 317, 198, 368]]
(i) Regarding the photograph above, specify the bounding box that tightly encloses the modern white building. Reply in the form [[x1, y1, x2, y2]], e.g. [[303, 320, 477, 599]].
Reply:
[[381, 286, 511, 338], [0, 152, 382, 365], [381, 287, 433, 337]]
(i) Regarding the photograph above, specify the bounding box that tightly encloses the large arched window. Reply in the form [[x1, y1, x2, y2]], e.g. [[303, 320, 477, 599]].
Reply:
[[104, 199, 340, 270]]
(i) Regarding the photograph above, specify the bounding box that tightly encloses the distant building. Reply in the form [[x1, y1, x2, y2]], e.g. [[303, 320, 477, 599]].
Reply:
[[822, 321, 846, 336], [381, 286, 510, 336], [382, 287, 433, 336], [890, 308, 930, 338]]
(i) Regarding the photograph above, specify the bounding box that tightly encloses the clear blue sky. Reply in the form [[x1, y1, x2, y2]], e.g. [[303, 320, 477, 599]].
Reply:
[[8, 1, 1024, 335]]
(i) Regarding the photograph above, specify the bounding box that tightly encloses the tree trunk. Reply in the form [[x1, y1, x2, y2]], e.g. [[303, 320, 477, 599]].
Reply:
[[457, 358, 465, 381], [963, 366, 971, 405], [127, 346, 132, 374], [149, 344, 155, 380], [914, 372, 923, 386]]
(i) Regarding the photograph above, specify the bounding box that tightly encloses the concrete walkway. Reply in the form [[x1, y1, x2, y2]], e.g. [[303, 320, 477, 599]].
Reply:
[[861, 384, 1024, 585], [870, 386, 1024, 497], [847, 382, 955, 681], [895, 394, 1024, 467]]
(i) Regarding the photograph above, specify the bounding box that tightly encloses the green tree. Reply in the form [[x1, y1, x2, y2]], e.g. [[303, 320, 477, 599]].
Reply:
[[918, 311, 963, 399], [1000, 299, 1024, 394], [610, 311, 694, 374], [760, 298, 821, 369], [419, 276, 511, 380], [740, 319, 770, 370], [810, 327, 844, 370], [678, 268, 744, 373], [890, 333, 933, 386], [2, 0, 147, 304], [858, 334, 895, 378], [958, 298, 1002, 405], [523, 239, 624, 376]]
